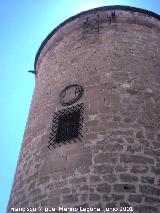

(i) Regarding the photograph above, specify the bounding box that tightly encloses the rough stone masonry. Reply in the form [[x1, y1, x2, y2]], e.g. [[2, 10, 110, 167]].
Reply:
[[7, 5, 160, 213]]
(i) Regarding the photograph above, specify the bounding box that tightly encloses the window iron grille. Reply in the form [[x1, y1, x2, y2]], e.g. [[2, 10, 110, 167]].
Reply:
[[48, 103, 84, 149]]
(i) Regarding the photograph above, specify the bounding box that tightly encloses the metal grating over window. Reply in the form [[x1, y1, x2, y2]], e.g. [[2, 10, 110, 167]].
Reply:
[[48, 103, 84, 149]]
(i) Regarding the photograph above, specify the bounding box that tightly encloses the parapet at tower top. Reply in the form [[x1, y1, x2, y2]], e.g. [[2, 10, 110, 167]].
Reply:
[[34, 5, 160, 72]]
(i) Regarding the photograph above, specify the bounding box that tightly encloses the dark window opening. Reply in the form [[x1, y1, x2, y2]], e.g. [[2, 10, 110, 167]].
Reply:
[[48, 103, 84, 149]]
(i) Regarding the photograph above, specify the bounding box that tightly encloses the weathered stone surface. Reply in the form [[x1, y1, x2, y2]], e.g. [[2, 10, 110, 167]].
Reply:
[[61, 187, 71, 194], [69, 177, 86, 184], [94, 165, 113, 174], [151, 166, 160, 175], [32, 194, 47, 203], [38, 176, 50, 185], [80, 194, 88, 202], [79, 185, 89, 191], [93, 143, 124, 153], [120, 173, 139, 182], [120, 202, 131, 207], [102, 194, 112, 202], [113, 184, 136, 193], [127, 145, 141, 153], [120, 154, 154, 164], [128, 194, 143, 203], [145, 196, 160, 203], [62, 195, 79, 203], [144, 148, 160, 157], [96, 183, 111, 193], [125, 137, 135, 144], [105, 202, 116, 208], [138, 138, 149, 147], [49, 197, 60, 206], [102, 174, 117, 183], [90, 176, 101, 183], [136, 131, 145, 138], [77, 165, 90, 174], [139, 185, 160, 196], [40, 158, 66, 174], [89, 193, 100, 201], [66, 153, 92, 169], [141, 176, 155, 185], [115, 165, 128, 172], [135, 205, 158, 213], [112, 194, 125, 201], [47, 180, 67, 189], [29, 188, 41, 197], [130, 165, 149, 174], [94, 153, 118, 164]]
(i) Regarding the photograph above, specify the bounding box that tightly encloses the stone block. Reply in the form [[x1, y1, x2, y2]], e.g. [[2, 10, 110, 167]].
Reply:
[[125, 137, 134, 144], [111, 130, 134, 137], [130, 165, 149, 174], [32, 194, 47, 203], [127, 145, 141, 153], [49, 197, 60, 206], [61, 187, 71, 194], [84, 132, 98, 140], [90, 176, 101, 183], [113, 184, 136, 193], [136, 131, 145, 138], [105, 143, 124, 152], [47, 179, 67, 191], [102, 194, 112, 202], [26, 173, 39, 184], [110, 137, 124, 143], [120, 154, 154, 164], [29, 188, 41, 197], [139, 185, 160, 196], [112, 194, 125, 201], [79, 185, 89, 191], [77, 165, 90, 174], [94, 153, 118, 164], [141, 176, 154, 185], [135, 205, 158, 213], [66, 153, 92, 169], [105, 202, 116, 208], [128, 194, 142, 203], [94, 165, 113, 174], [120, 173, 139, 182], [115, 165, 128, 172], [89, 194, 100, 201], [145, 196, 160, 203], [144, 148, 160, 157], [69, 177, 86, 184], [102, 174, 117, 183], [80, 194, 88, 202], [40, 158, 66, 174], [138, 139, 149, 147], [62, 195, 79, 204], [38, 176, 50, 185], [96, 183, 111, 193], [151, 166, 160, 175]]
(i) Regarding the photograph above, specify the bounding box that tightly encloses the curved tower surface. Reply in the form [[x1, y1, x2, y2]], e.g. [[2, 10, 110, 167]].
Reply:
[[8, 6, 160, 213]]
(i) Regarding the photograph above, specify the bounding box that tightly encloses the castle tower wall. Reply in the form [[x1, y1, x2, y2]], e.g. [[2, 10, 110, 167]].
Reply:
[[8, 6, 160, 213]]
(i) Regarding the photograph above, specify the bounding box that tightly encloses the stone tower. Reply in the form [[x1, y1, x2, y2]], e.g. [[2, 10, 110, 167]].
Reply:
[[8, 5, 160, 213]]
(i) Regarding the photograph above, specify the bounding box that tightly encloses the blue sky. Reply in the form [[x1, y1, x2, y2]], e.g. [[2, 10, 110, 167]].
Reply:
[[0, 0, 159, 212]]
